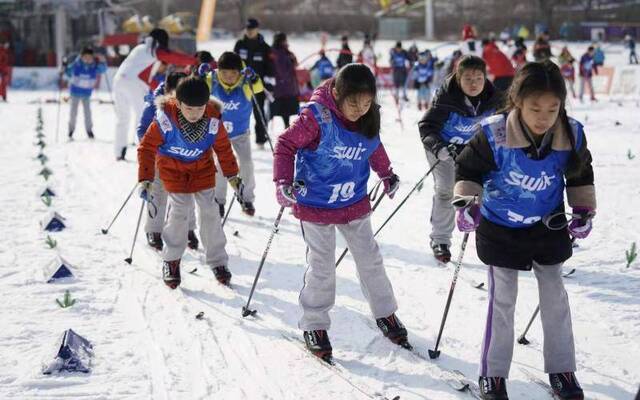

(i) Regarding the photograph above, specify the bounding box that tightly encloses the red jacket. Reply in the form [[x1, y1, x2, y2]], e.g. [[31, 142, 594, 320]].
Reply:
[[138, 99, 239, 193], [482, 42, 515, 78]]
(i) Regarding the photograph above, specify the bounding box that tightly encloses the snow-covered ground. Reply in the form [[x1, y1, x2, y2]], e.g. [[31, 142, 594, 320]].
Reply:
[[1, 40, 639, 400]]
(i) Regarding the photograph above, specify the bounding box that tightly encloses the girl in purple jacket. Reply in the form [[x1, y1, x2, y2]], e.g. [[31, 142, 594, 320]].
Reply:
[[273, 64, 408, 363]]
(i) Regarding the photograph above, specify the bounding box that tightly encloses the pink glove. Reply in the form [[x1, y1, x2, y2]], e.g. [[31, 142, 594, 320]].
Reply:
[[382, 173, 400, 199], [456, 204, 481, 232], [568, 207, 594, 239], [276, 183, 296, 208]]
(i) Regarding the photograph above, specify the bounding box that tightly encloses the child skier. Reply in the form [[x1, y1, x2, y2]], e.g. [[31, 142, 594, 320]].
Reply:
[[418, 55, 500, 263], [454, 60, 595, 400], [412, 50, 436, 111], [390, 41, 410, 102], [310, 50, 335, 87], [136, 71, 202, 251], [559, 46, 577, 99], [64, 47, 107, 139], [138, 75, 241, 288], [273, 64, 408, 362], [209, 51, 262, 217]]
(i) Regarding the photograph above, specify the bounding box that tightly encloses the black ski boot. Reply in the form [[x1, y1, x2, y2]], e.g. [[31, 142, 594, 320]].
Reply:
[[549, 372, 584, 400], [303, 330, 332, 363], [162, 259, 181, 289], [117, 147, 127, 161], [376, 313, 411, 349], [216, 200, 225, 218], [68, 130, 74, 140], [87, 131, 95, 139], [187, 230, 199, 250], [241, 201, 255, 216], [479, 376, 508, 400], [146, 232, 163, 251], [212, 265, 232, 285], [431, 241, 451, 264]]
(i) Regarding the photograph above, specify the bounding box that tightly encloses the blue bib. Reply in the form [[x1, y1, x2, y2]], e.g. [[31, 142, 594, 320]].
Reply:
[[480, 115, 584, 228], [68, 61, 101, 98], [440, 109, 494, 145], [294, 102, 380, 209], [156, 109, 219, 163], [211, 79, 252, 139], [316, 59, 335, 80], [391, 52, 407, 69], [414, 62, 433, 83]]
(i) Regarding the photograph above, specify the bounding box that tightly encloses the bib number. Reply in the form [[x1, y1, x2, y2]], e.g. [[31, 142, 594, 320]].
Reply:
[[328, 182, 356, 204], [223, 121, 234, 134]]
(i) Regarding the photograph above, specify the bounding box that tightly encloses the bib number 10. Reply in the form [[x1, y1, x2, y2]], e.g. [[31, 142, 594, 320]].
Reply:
[[328, 182, 356, 204]]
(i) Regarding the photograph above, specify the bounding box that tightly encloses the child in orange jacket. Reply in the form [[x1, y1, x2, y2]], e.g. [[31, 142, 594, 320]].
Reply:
[[138, 75, 240, 288]]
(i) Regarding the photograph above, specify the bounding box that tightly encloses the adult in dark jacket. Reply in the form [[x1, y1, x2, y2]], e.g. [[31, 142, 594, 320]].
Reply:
[[234, 18, 275, 148], [533, 31, 553, 62], [453, 61, 595, 400], [418, 55, 501, 263], [270, 32, 300, 128], [336, 35, 353, 69]]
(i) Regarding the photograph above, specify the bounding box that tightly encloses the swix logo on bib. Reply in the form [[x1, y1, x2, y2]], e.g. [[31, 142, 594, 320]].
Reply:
[[479, 115, 584, 228], [212, 80, 252, 138], [294, 102, 381, 209], [440, 111, 493, 145], [156, 109, 217, 163]]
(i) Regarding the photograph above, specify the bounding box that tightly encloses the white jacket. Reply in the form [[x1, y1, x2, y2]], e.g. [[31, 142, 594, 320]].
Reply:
[[114, 37, 157, 82]]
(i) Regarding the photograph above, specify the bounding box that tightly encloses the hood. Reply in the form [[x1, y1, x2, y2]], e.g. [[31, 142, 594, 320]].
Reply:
[[309, 79, 357, 129]]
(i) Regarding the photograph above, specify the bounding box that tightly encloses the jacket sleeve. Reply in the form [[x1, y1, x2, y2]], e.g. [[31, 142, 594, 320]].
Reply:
[[136, 98, 156, 141], [368, 143, 393, 179], [453, 130, 497, 199], [273, 107, 320, 184], [565, 133, 596, 210], [418, 99, 450, 154], [138, 122, 164, 182], [156, 48, 196, 67], [213, 121, 240, 178]]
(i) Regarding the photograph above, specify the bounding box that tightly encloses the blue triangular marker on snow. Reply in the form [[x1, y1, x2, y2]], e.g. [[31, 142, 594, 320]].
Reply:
[[41, 188, 56, 197], [46, 256, 75, 283], [42, 211, 66, 232], [42, 329, 93, 374]]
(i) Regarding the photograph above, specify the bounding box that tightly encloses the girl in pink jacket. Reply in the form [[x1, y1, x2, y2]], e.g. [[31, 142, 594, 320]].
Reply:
[[273, 64, 408, 363]]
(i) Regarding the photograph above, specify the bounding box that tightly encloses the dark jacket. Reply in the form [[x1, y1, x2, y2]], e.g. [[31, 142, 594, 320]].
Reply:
[[336, 47, 353, 69], [233, 33, 274, 79], [454, 110, 596, 270], [418, 76, 501, 155], [271, 47, 300, 99]]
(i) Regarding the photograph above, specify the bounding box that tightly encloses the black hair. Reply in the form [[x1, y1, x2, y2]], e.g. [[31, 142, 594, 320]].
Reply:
[[80, 46, 94, 56], [333, 63, 380, 139], [341, 35, 348, 41], [217, 51, 243, 71], [195, 51, 214, 64], [587, 46, 595, 51], [176, 75, 210, 107], [273, 32, 287, 49], [395, 41, 402, 48], [455, 54, 487, 80], [149, 28, 169, 51], [164, 71, 187, 93]]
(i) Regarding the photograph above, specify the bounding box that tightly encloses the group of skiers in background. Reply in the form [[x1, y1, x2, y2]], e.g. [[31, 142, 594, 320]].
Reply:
[[40, 19, 605, 400]]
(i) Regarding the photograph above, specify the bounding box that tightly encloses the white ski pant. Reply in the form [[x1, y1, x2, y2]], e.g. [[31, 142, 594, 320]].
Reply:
[[145, 169, 196, 234], [298, 215, 398, 331], [214, 132, 256, 204], [426, 151, 456, 246], [113, 76, 147, 157], [479, 262, 576, 378], [162, 188, 228, 267], [68, 95, 92, 134]]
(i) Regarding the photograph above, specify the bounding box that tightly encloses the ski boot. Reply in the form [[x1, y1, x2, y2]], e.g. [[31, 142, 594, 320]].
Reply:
[[146, 232, 163, 251], [216, 200, 225, 218], [479, 376, 509, 400], [162, 259, 181, 289], [376, 313, 411, 349], [431, 241, 451, 264], [117, 147, 127, 161], [303, 330, 333, 363], [187, 230, 199, 250], [68, 130, 74, 140], [241, 201, 255, 217], [549, 372, 584, 400], [212, 265, 232, 286], [87, 131, 95, 139]]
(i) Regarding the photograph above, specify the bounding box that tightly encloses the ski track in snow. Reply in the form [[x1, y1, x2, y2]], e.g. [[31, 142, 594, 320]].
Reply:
[[1, 41, 640, 400]]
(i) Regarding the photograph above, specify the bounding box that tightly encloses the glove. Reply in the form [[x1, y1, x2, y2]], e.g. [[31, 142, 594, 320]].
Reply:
[[276, 184, 296, 208], [435, 144, 457, 161], [139, 180, 153, 201], [228, 176, 245, 199], [197, 63, 212, 77], [242, 66, 259, 83], [382, 173, 400, 199], [568, 207, 595, 239], [456, 203, 481, 232]]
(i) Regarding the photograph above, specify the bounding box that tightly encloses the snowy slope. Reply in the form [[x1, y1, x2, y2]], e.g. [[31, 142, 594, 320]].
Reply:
[[1, 42, 639, 400]]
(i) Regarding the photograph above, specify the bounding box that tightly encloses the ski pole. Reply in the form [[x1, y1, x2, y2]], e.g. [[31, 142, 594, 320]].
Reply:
[[429, 231, 471, 359], [248, 83, 275, 153], [101, 182, 138, 234], [337, 160, 441, 267], [242, 206, 286, 317], [124, 198, 145, 264], [517, 305, 540, 345], [222, 196, 235, 227]]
